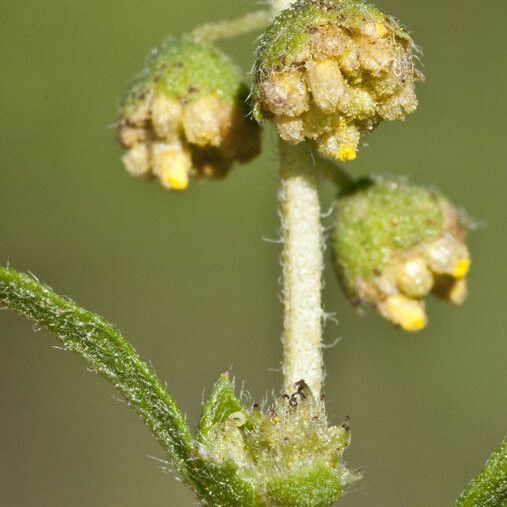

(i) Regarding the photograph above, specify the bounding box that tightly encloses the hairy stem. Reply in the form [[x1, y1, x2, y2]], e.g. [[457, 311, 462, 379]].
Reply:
[[456, 436, 507, 506], [272, 0, 294, 15], [279, 142, 324, 397], [0, 267, 193, 474], [190, 10, 271, 43]]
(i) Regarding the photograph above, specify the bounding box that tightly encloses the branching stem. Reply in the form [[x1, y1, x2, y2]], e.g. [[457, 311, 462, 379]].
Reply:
[[279, 142, 324, 397], [190, 10, 271, 43]]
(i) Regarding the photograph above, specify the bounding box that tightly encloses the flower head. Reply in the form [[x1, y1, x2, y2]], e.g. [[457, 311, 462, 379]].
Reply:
[[334, 179, 471, 331], [118, 38, 260, 191], [253, 0, 421, 161]]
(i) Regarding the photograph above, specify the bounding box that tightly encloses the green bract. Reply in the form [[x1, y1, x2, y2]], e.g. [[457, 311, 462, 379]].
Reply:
[[123, 38, 245, 112], [118, 38, 260, 191], [334, 179, 471, 331], [253, 0, 421, 161]]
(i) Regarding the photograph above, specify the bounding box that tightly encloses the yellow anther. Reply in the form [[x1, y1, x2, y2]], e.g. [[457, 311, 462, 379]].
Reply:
[[381, 295, 427, 332], [452, 258, 470, 279], [337, 145, 357, 161], [273, 415, 281, 424]]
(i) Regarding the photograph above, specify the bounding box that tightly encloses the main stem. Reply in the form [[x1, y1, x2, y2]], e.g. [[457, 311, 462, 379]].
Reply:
[[279, 141, 324, 397]]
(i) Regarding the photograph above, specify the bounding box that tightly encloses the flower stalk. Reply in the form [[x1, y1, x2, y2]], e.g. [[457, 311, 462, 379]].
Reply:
[[190, 10, 271, 43], [279, 141, 324, 397], [272, 0, 324, 397]]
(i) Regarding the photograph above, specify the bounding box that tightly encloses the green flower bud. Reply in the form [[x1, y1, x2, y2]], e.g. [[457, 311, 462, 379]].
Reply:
[[334, 179, 471, 331], [253, 0, 421, 161], [118, 38, 260, 191], [196, 374, 360, 506]]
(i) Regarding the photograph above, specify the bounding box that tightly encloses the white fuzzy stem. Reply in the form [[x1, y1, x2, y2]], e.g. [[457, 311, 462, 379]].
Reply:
[[279, 142, 323, 397], [272, 0, 294, 15]]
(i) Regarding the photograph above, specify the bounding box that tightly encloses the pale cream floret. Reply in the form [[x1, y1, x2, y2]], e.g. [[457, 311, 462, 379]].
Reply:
[[305, 59, 346, 113], [275, 116, 305, 144], [341, 88, 376, 119], [126, 91, 154, 125], [337, 46, 361, 81], [151, 93, 183, 139], [378, 83, 418, 121], [261, 70, 310, 117], [122, 143, 151, 177], [394, 257, 434, 298], [357, 39, 396, 76], [151, 141, 192, 191], [118, 126, 147, 148], [183, 96, 231, 147], [423, 234, 470, 277]]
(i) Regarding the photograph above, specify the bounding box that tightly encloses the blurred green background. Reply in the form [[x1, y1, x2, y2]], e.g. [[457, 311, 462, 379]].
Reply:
[[0, 0, 505, 505]]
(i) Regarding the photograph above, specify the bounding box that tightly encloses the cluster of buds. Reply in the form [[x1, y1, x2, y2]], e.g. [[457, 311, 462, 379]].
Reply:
[[334, 179, 471, 331], [253, 0, 421, 161], [118, 38, 260, 191], [196, 374, 359, 506]]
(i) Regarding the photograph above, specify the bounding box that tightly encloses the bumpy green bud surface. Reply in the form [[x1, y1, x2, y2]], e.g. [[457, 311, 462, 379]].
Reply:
[[253, 0, 421, 161], [118, 38, 260, 191], [195, 374, 359, 506], [334, 179, 471, 331]]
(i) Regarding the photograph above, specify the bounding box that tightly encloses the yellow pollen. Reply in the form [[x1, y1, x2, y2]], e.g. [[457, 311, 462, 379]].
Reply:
[[400, 313, 427, 332], [375, 21, 388, 37], [337, 145, 357, 161], [167, 170, 189, 190], [452, 258, 470, 279], [273, 415, 281, 424]]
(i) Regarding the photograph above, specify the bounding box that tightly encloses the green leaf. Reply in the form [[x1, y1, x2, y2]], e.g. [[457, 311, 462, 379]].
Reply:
[[457, 437, 507, 507], [0, 267, 193, 474]]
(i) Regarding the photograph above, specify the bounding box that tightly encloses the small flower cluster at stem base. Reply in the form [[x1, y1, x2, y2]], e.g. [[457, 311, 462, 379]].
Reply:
[[253, 0, 421, 162], [118, 38, 260, 191], [334, 179, 471, 331], [196, 374, 360, 506]]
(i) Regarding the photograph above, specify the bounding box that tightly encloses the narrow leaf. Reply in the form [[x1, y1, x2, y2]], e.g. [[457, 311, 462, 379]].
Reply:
[[0, 267, 193, 472]]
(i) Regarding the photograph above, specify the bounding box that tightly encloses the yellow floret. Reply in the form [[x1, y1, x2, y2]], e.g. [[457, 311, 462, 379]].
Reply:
[[452, 258, 471, 279], [381, 295, 427, 332]]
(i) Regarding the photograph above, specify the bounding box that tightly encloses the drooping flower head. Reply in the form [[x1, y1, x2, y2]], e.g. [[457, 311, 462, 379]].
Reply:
[[253, 0, 421, 161], [118, 38, 260, 191], [334, 179, 471, 331]]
